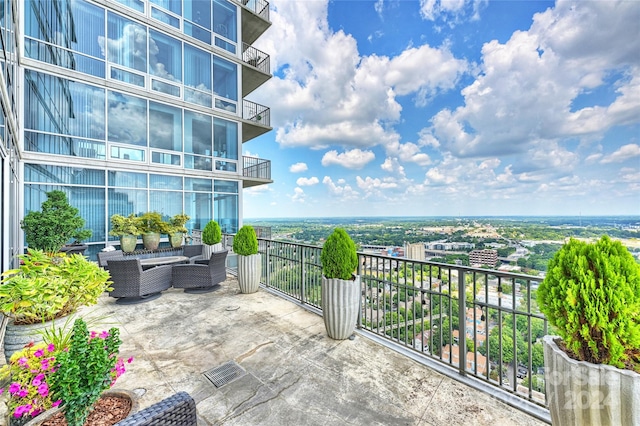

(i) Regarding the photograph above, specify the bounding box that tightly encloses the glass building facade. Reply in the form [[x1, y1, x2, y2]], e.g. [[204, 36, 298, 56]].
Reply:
[[0, 0, 272, 266]]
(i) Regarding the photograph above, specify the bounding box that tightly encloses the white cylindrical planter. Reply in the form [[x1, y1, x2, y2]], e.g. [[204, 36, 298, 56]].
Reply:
[[237, 253, 261, 294], [321, 276, 361, 340], [202, 243, 223, 261], [543, 335, 640, 426]]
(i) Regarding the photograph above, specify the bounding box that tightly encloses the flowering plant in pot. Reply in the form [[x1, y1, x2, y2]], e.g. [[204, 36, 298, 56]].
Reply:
[[232, 225, 261, 294], [0, 318, 134, 426], [320, 228, 360, 340], [537, 236, 640, 426]]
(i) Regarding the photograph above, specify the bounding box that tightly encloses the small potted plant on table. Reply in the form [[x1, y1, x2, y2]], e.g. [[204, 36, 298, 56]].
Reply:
[[109, 213, 141, 253], [320, 228, 360, 340], [232, 225, 261, 294], [138, 212, 169, 251], [537, 236, 640, 426], [167, 213, 190, 248]]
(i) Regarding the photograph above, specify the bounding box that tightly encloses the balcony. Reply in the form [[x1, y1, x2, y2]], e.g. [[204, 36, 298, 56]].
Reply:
[[242, 43, 271, 97], [48, 273, 547, 425], [242, 155, 272, 188], [242, 99, 271, 142], [239, 0, 271, 46]]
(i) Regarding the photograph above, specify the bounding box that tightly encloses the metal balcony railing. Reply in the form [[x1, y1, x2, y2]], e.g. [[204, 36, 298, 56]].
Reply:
[[242, 43, 270, 74], [220, 237, 551, 422], [242, 99, 270, 127], [243, 156, 271, 180], [239, 0, 270, 21]]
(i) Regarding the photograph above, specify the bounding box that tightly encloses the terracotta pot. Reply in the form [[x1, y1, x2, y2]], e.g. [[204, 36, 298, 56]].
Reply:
[[19, 389, 139, 426]]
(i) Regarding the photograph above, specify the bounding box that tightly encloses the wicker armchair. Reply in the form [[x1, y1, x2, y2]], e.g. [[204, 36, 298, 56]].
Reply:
[[172, 250, 228, 293], [107, 259, 173, 304], [182, 244, 203, 263], [97, 249, 124, 269], [115, 391, 197, 426]]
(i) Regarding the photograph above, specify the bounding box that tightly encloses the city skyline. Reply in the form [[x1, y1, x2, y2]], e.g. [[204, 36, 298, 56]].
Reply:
[[243, 0, 640, 218]]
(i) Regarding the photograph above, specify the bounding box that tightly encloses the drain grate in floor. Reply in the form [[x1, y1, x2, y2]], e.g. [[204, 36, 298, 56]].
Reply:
[[203, 361, 246, 388]]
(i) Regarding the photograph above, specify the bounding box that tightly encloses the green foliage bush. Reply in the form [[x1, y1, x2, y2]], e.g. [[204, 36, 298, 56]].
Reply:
[[0, 249, 112, 325], [109, 213, 141, 237], [202, 220, 222, 245], [138, 211, 170, 234], [167, 213, 190, 233], [233, 225, 258, 256], [49, 319, 122, 426], [537, 236, 640, 369], [320, 228, 358, 280], [20, 190, 92, 252]]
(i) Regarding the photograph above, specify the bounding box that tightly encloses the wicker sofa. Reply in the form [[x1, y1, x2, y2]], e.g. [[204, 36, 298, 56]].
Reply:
[[115, 392, 197, 426]]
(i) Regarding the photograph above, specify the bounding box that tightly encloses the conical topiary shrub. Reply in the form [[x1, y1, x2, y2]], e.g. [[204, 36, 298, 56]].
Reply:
[[320, 228, 360, 340], [202, 220, 223, 259], [232, 225, 260, 294]]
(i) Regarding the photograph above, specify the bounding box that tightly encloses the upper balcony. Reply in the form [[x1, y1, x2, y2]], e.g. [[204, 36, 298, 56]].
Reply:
[[242, 43, 271, 97], [242, 99, 271, 142], [242, 155, 272, 188], [238, 0, 271, 45]]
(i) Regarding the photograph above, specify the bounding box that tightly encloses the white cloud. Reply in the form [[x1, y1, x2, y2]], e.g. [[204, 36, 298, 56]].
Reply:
[[424, 0, 640, 159], [385, 141, 432, 166], [291, 187, 305, 203], [321, 149, 375, 169], [356, 176, 398, 190], [322, 176, 359, 200], [296, 176, 320, 186], [253, 1, 467, 150], [243, 150, 260, 158], [289, 162, 308, 173], [381, 157, 406, 177], [601, 144, 640, 164], [419, 0, 486, 23]]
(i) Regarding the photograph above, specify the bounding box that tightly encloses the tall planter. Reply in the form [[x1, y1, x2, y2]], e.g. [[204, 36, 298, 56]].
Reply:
[[4, 320, 54, 363], [202, 243, 223, 260], [237, 253, 261, 294], [119, 234, 137, 253], [142, 232, 161, 250], [543, 335, 640, 426], [321, 276, 361, 340]]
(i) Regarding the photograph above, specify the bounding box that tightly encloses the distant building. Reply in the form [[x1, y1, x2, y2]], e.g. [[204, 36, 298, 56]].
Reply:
[[404, 243, 424, 260], [469, 249, 498, 267], [425, 242, 474, 251]]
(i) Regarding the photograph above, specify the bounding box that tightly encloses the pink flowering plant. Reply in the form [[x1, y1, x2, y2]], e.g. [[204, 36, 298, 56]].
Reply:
[[0, 342, 59, 422], [1, 319, 133, 426]]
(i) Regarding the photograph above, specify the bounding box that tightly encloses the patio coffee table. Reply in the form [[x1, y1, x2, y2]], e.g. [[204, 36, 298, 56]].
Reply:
[[139, 255, 189, 270]]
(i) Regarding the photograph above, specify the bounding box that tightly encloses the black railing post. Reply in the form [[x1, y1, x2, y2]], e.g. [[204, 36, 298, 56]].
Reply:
[[301, 246, 306, 305], [458, 270, 466, 376], [265, 239, 271, 289]]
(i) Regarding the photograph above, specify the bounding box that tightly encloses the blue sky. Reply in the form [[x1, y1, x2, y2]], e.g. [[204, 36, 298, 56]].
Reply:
[[243, 0, 640, 218]]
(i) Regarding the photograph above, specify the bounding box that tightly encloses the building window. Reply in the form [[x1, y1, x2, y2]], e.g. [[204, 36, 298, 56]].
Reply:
[[149, 101, 182, 152], [107, 13, 147, 76], [108, 91, 147, 146]]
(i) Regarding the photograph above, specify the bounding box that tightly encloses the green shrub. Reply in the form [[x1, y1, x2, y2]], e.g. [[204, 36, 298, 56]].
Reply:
[[202, 220, 222, 245], [537, 236, 640, 369], [138, 211, 169, 234], [167, 213, 190, 233], [20, 190, 92, 252], [0, 249, 112, 324], [109, 213, 141, 237], [233, 225, 258, 256], [320, 228, 358, 280]]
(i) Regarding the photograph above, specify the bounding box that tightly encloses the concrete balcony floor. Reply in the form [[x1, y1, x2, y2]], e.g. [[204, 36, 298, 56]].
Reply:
[[4, 276, 548, 425]]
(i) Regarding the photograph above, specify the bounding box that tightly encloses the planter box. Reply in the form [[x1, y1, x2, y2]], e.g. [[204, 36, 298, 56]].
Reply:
[[321, 276, 360, 340], [543, 335, 640, 426]]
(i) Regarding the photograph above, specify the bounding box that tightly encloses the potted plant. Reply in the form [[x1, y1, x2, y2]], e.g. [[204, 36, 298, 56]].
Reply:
[[167, 213, 190, 248], [201, 220, 223, 259], [0, 249, 112, 362], [537, 236, 640, 426], [20, 190, 92, 254], [232, 225, 261, 294], [109, 214, 141, 253], [138, 212, 169, 251], [1, 318, 134, 426], [319, 228, 360, 340]]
